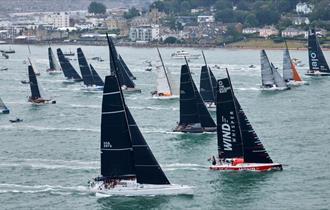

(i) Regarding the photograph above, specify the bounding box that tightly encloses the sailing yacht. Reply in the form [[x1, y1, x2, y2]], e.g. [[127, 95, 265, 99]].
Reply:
[[47, 47, 62, 74], [306, 29, 330, 76], [77, 48, 104, 91], [260, 50, 290, 91], [0, 97, 9, 114], [200, 51, 217, 109], [209, 70, 282, 171], [173, 59, 216, 133], [107, 36, 141, 93], [27, 65, 56, 105], [89, 74, 193, 196], [57, 48, 83, 83], [283, 43, 308, 86], [152, 48, 179, 99]]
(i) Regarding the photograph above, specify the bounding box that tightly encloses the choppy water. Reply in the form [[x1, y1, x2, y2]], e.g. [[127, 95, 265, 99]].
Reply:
[[0, 45, 330, 210]]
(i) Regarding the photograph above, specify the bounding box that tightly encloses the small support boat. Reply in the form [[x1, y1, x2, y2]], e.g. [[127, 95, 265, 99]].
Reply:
[[305, 29, 330, 76], [260, 50, 290, 91], [209, 69, 283, 172], [27, 65, 56, 105], [63, 50, 75, 56], [47, 47, 62, 74], [0, 66, 8, 71], [152, 48, 179, 99], [9, 118, 23, 123], [171, 49, 201, 60], [173, 58, 216, 133]]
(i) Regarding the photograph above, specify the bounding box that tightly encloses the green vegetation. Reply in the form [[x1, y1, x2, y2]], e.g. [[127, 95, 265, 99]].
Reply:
[[150, 0, 330, 28], [88, 1, 106, 14], [123, 7, 140, 19]]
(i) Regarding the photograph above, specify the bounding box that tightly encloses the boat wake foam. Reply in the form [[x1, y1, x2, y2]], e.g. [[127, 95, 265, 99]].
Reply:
[[0, 183, 89, 195], [0, 158, 98, 170], [0, 125, 99, 133]]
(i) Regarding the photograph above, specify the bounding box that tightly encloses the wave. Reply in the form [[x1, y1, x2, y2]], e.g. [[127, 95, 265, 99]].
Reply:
[[0, 125, 99, 133], [236, 87, 260, 91], [130, 106, 178, 111], [69, 104, 99, 109], [0, 183, 90, 195], [0, 158, 98, 170], [162, 163, 207, 171]]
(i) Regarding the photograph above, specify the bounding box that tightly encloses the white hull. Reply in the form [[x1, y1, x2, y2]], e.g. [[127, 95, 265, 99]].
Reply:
[[81, 85, 104, 91], [260, 86, 290, 91], [90, 180, 193, 197], [287, 80, 309, 86], [152, 95, 179, 100], [305, 71, 330, 76]]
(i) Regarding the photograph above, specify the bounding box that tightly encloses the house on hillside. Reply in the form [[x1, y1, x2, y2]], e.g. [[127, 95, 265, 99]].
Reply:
[[259, 26, 279, 38], [296, 2, 313, 14], [281, 27, 307, 38], [293, 16, 310, 25]]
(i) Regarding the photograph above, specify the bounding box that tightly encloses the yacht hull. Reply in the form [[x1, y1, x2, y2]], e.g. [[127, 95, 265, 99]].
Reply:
[[210, 163, 283, 171]]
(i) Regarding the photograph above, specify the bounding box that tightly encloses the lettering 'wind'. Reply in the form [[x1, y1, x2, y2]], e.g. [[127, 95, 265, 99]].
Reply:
[[222, 123, 232, 151]]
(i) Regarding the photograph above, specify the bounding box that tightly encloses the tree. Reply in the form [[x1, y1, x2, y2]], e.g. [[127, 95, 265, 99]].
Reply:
[[244, 13, 258, 27], [123, 7, 140, 19], [215, 0, 232, 10], [88, 1, 106, 14], [164, 36, 178, 44], [215, 9, 234, 23], [255, 5, 280, 26]]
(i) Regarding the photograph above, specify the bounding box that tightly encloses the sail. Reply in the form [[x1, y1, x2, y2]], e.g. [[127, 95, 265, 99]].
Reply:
[[28, 65, 41, 99], [167, 68, 179, 96], [0, 97, 8, 109], [210, 68, 217, 98], [90, 64, 104, 86], [200, 66, 215, 103], [283, 48, 293, 81], [119, 55, 136, 80], [48, 47, 55, 70], [100, 75, 135, 178], [260, 50, 275, 86], [57, 48, 82, 80], [126, 106, 170, 184], [271, 63, 288, 88], [191, 75, 216, 128], [235, 98, 273, 163], [216, 77, 243, 159], [179, 64, 200, 125], [292, 63, 302, 81], [117, 57, 136, 88], [48, 47, 61, 71], [28, 57, 40, 75], [308, 29, 330, 72], [77, 48, 94, 86], [156, 66, 172, 95], [107, 37, 119, 76]]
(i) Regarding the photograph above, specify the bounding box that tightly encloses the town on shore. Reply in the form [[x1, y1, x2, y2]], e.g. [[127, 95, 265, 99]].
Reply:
[[0, 1, 329, 49]]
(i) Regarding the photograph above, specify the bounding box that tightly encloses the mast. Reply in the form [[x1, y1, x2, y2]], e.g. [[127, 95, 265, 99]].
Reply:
[[157, 47, 172, 94]]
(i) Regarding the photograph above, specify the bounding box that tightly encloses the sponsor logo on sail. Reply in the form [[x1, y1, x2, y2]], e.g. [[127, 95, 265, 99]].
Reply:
[[218, 80, 231, 93]]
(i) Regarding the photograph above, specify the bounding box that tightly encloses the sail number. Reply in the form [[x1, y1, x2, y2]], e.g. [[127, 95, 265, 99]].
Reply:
[[103, 141, 112, 148]]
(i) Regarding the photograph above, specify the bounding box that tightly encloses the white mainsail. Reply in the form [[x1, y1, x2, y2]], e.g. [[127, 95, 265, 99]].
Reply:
[[50, 47, 62, 71], [260, 50, 275, 87], [156, 66, 172, 95], [283, 48, 293, 81]]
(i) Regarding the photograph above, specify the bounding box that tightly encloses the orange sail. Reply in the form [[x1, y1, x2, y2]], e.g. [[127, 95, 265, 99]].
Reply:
[[291, 63, 303, 81]]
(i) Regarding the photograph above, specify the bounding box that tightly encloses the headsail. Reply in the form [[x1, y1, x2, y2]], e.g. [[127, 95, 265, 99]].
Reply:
[[119, 55, 136, 80], [156, 48, 172, 95], [48, 47, 61, 71], [235, 98, 273, 163], [100, 75, 135, 179], [77, 48, 94, 86], [57, 48, 82, 80], [200, 66, 216, 103], [308, 28, 330, 73], [117, 57, 136, 88], [292, 63, 302, 81], [90, 64, 104, 86], [283, 48, 293, 82], [28, 65, 41, 99], [126, 106, 170, 184], [271, 63, 288, 88], [260, 50, 275, 87]]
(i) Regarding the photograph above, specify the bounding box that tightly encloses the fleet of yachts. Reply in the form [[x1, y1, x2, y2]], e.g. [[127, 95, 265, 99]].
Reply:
[[0, 28, 328, 197]]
